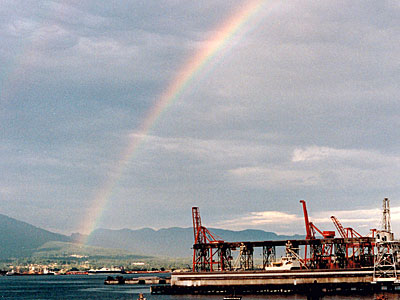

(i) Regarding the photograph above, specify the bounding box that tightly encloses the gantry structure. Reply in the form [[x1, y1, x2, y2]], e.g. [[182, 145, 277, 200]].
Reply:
[[192, 199, 399, 278]]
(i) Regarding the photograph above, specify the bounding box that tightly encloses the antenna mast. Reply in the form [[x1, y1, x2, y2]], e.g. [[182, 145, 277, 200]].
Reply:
[[381, 197, 391, 233]]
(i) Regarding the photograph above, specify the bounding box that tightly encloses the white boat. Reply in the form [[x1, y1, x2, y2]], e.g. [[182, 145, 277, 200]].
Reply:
[[88, 267, 122, 274], [265, 256, 300, 271], [138, 292, 146, 300], [6, 270, 16, 276]]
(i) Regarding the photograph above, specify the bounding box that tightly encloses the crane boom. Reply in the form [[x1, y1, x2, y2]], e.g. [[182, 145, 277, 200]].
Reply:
[[331, 216, 347, 238], [300, 200, 313, 239], [192, 207, 203, 243]]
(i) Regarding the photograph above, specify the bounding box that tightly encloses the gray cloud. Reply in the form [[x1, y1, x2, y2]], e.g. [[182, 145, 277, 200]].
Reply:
[[0, 0, 399, 235]]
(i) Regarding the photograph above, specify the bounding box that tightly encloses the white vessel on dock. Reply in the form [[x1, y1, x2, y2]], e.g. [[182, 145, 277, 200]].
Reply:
[[88, 267, 123, 274]]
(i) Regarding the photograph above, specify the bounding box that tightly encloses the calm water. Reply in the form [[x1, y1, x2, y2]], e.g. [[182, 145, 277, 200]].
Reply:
[[0, 274, 399, 300]]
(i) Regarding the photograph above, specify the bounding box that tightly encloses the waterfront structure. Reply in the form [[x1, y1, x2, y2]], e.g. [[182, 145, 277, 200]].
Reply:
[[153, 199, 400, 294]]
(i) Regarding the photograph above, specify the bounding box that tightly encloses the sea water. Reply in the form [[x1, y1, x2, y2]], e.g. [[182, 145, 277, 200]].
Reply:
[[0, 274, 396, 300]]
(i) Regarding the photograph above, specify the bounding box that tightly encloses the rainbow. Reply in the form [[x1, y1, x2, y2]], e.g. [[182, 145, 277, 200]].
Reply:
[[79, 0, 275, 242]]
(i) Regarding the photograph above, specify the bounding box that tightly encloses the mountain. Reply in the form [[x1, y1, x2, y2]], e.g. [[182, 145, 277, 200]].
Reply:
[[0, 214, 71, 259], [0, 213, 304, 259], [0, 214, 150, 260], [87, 227, 304, 257]]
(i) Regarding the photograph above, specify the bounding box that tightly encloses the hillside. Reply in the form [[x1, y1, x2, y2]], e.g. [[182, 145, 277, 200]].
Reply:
[[0, 214, 71, 259], [34, 241, 149, 259]]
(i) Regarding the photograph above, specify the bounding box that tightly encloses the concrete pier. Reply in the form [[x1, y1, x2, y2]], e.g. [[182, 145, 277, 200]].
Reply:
[[150, 269, 400, 294]]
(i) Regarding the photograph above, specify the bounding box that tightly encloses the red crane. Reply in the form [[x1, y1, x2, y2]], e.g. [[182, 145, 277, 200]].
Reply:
[[299, 200, 335, 269], [330, 215, 367, 268], [192, 207, 204, 244], [192, 207, 222, 245], [300, 200, 335, 239], [192, 207, 224, 272], [331, 215, 363, 238]]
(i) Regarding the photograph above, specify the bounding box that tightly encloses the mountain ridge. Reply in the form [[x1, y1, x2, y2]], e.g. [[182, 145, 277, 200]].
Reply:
[[86, 227, 304, 257], [0, 213, 304, 259]]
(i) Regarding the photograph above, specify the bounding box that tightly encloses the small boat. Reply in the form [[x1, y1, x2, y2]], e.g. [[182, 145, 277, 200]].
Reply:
[[265, 255, 300, 271], [137, 292, 146, 300], [6, 270, 19, 276]]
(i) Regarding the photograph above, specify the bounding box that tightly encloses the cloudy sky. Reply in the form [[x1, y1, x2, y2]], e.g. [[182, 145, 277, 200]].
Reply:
[[1, 0, 400, 237]]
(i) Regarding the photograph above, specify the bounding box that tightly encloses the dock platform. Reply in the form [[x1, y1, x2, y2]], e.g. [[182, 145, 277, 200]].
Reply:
[[150, 270, 400, 294]]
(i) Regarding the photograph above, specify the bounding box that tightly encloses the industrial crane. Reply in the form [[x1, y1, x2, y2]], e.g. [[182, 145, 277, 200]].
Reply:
[[300, 200, 335, 239], [331, 214, 374, 268], [300, 200, 335, 268], [192, 207, 225, 272], [192, 207, 223, 245]]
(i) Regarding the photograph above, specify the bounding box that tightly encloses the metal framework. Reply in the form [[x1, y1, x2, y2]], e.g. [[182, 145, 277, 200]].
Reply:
[[262, 245, 275, 269], [373, 198, 398, 282], [239, 243, 253, 270], [300, 200, 336, 269], [331, 215, 374, 268], [191, 198, 398, 274], [192, 237, 376, 271], [373, 241, 398, 282], [192, 207, 226, 272]]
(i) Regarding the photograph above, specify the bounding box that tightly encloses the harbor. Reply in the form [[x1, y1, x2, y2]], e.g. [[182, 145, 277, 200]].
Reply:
[[152, 199, 400, 295], [1, 273, 395, 300]]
